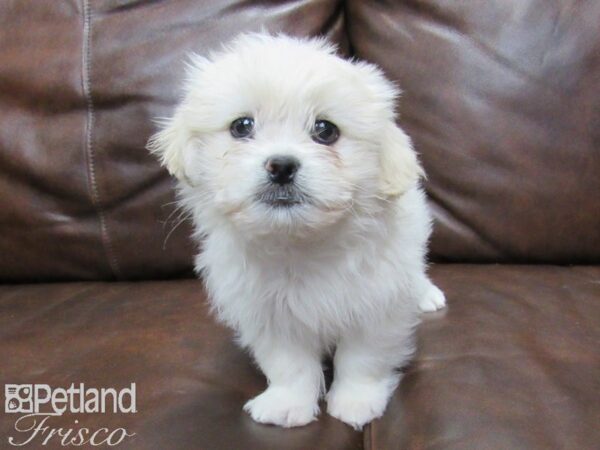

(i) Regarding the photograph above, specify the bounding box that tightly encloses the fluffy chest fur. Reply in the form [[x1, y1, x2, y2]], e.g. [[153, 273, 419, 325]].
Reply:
[[196, 187, 428, 348]]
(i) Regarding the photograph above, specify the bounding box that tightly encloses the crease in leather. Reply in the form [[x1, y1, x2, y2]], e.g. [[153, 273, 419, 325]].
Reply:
[[341, 0, 357, 56], [427, 189, 507, 260], [217, 0, 307, 19], [415, 351, 551, 366], [0, 80, 83, 113], [566, 266, 600, 283], [400, 1, 572, 99], [400, 0, 465, 33], [88, 164, 167, 212], [318, 0, 345, 38], [81, 0, 122, 279], [190, 373, 258, 398], [106, 0, 167, 15], [428, 200, 501, 261], [92, 92, 154, 110], [0, 284, 98, 338], [0, 158, 89, 207], [364, 420, 374, 450]]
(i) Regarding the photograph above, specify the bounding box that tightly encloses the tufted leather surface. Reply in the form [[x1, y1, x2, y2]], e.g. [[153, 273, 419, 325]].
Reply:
[[1, 265, 598, 449], [0, 278, 361, 450], [348, 0, 600, 264], [371, 265, 600, 450], [0, 0, 346, 282], [2, 1, 599, 281]]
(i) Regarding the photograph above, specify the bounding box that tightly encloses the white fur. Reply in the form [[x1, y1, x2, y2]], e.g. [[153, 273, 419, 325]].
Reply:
[[148, 33, 445, 429]]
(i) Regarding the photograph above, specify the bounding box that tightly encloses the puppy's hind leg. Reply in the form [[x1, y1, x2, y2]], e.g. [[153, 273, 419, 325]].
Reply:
[[415, 273, 446, 313], [243, 333, 324, 428]]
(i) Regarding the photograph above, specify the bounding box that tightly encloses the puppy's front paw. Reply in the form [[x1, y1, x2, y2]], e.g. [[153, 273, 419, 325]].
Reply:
[[244, 386, 319, 428], [326, 379, 395, 430], [419, 284, 446, 312]]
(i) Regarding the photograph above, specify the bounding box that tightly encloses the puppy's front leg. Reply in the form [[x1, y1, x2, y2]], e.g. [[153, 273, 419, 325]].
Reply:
[[244, 335, 323, 427], [327, 326, 415, 430]]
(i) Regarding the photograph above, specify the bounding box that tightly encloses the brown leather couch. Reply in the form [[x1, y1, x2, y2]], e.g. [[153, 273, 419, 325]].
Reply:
[[1, 1, 599, 449]]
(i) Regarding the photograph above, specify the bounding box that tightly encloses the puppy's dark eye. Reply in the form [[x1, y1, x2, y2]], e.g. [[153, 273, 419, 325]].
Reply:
[[230, 117, 254, 139], [312, 120, 339, 145]]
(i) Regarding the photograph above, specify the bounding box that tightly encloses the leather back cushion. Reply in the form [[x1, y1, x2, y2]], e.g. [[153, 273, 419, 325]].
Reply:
[[1, 1, 598, 282], [0, 0, 345, 281], [348, 0, 600, 263]]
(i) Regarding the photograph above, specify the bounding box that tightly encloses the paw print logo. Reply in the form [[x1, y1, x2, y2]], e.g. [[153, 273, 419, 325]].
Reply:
[[5, 385, 33, 413]]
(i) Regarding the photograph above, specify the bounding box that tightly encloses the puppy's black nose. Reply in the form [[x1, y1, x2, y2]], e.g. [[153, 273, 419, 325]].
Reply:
[[265, 155, 300, 185]]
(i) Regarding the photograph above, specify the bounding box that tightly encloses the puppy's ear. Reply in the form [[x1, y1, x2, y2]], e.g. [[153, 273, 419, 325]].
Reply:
[[147, 53, 212, 183], [147, 116, 190, 183], [350, 61, 424, 196], [379, 122, 424, 197]]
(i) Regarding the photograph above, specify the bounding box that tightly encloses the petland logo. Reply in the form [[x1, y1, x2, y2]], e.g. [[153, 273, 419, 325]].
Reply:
[[4, 383, 136, 447]]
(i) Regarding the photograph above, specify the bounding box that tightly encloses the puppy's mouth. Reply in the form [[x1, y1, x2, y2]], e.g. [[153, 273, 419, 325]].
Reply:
[[256, 184, 308, 208]]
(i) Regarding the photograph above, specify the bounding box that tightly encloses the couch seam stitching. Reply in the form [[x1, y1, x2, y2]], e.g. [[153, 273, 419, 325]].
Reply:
[[82, 0, 122, 279]]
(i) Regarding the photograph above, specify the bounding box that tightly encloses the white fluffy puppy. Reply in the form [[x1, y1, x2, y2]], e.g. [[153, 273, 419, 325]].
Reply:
[[149, 33, 445, 430]]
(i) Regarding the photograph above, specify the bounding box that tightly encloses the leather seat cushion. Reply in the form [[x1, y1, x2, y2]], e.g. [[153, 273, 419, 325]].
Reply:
[[1, 264, 598, 449]]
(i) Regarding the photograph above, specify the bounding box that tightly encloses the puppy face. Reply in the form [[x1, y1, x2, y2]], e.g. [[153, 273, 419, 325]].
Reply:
[[149, 34, 422, 238]]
